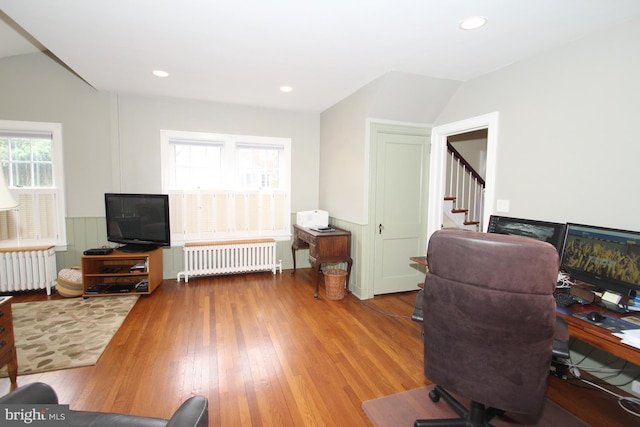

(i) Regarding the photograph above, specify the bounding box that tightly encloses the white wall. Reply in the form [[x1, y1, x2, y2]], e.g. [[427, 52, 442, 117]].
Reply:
[[116, 93, 320, 215], [0, 52, 321, 220], [436, 18, 640, 231], [319, 79, 379, 224], [0, 53, 113, 218], [320, 71, 459, 224]]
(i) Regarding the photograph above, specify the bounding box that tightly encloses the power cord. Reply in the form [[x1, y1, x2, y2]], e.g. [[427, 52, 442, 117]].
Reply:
[[558, 353, 640, 417], [556, 271, 574, 289], [578, 378, 640, 418], [357, 299, 412, 320]]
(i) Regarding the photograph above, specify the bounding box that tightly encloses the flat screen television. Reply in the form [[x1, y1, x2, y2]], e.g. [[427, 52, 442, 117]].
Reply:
[[560, 223, 640, 298], [487, 215, 566, 255], [105, 193, 171, 252]]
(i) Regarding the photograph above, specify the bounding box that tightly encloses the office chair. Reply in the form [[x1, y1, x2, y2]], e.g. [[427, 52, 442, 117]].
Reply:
[[415, 230, 566, 427]]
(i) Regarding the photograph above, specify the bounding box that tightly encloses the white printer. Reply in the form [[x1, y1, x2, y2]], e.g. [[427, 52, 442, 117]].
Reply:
[[296, 210, 329, 228]]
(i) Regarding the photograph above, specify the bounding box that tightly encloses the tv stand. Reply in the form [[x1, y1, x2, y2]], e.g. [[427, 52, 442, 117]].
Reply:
[[118, 243, 160, 253], [81, 248, 163, 297]]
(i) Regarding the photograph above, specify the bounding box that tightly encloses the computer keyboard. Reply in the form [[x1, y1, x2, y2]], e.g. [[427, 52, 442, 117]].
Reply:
[[554, 292, 575, 308]]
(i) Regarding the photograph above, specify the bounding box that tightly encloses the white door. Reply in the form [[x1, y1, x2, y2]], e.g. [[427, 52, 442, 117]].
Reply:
[[372, 124, 430, 295]]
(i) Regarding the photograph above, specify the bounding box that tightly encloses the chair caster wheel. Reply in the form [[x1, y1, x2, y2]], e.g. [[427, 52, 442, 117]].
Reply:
[[428, 389, 441, 403]]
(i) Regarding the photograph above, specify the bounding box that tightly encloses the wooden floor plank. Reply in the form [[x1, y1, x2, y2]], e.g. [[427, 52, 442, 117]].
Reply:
[[0, 268, 636, 426]]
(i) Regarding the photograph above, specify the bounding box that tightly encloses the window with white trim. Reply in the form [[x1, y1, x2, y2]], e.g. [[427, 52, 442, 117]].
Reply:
[[161, 130, 291, 243], [0, 121, 67, 248]]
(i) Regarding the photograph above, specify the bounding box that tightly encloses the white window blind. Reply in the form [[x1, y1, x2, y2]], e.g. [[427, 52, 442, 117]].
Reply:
[[161, 130, 291, 243], [0, 121, 66, 248]]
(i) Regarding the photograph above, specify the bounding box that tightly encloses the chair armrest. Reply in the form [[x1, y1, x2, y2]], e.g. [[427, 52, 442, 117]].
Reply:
[[0, 382, 59, 405], [165, 396, 208, 427]]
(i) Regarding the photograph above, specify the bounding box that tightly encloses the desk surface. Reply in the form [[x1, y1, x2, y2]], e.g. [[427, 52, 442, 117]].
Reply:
[[409, 254, 640, 365], [558, 304, 640, 366], [410, 256, 427, 267]]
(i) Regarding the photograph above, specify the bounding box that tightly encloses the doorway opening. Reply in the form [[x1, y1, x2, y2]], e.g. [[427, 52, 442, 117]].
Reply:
[[427, 112, 499, 241]]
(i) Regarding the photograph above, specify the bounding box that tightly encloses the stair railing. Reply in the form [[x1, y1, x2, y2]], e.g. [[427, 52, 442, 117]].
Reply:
[[446, 142, 485, 226]]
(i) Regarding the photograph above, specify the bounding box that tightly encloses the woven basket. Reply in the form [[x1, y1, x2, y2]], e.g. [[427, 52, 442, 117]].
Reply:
[[324, 269, 347, 300], [57, 266, 83, 298]]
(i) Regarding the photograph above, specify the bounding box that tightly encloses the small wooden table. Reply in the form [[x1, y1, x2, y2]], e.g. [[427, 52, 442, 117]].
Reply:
[[292, 224, 353, 298], [0, 296, 18, 388]]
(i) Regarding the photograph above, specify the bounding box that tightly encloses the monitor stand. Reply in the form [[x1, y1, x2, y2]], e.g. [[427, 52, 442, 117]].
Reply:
[[118, 243, 159, 253]]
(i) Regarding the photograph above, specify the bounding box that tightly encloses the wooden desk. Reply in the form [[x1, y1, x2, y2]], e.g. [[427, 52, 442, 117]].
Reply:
[[557, 305, 640, 366], [292, 224, 353, 299], [410, 256, 427, 267], [412, 251, 640, 364], [0, 296, 17, 388]]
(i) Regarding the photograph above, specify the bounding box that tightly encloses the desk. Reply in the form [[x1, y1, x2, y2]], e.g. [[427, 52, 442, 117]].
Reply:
[[292, 224, 353, 298], [412, 251, 640, 364], [557, 305, 640, 366]]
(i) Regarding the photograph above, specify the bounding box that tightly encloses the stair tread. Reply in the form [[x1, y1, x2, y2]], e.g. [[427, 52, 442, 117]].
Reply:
[[451, 209, 468, 213]]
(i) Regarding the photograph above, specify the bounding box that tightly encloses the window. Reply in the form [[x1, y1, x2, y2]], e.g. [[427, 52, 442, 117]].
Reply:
[[161, 130, 291, 243], [0, 120, 66, 248]]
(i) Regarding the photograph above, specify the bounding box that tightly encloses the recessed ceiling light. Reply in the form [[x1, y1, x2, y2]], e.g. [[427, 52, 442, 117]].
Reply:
[[460, 16, 487, 30], [280, 86, 293, 93], [152, 70, 169, 78]]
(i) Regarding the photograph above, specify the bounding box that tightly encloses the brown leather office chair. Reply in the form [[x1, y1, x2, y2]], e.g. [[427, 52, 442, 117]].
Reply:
[[415, 230, 566, 427]]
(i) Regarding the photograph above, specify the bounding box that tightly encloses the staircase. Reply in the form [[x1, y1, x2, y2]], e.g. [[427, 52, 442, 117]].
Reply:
[[443, 142, 485, 231], [443, 197, 479, 231]]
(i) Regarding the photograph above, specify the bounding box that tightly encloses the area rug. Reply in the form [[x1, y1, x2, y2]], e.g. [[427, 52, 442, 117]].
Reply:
[[362, 385, 591, 427], [0, 296, 138, 376]]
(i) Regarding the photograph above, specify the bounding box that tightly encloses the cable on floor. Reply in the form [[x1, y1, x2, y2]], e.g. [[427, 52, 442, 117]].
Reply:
[[357, 298, 412, 320], [579, 378, 640, 418]]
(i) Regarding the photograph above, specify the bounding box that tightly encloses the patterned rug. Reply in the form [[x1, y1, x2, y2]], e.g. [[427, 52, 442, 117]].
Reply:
[[0, 296, 138, 376]]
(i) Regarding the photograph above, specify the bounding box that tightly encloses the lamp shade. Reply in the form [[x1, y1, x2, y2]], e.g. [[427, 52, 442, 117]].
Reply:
[[0, 170, 18, 210]]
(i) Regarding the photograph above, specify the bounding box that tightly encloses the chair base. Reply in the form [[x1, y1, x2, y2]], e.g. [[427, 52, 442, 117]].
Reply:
[[414, 385, 504, 427]]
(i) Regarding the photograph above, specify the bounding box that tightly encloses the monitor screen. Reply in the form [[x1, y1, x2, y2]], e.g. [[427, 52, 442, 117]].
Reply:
[[105, 193, 171, 252], [560, 223, 640, 296], [487, 215, 566, 254]]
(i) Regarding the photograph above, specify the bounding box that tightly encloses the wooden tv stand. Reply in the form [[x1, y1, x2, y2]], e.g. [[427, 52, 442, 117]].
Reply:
[[81, 248, 163, 297]]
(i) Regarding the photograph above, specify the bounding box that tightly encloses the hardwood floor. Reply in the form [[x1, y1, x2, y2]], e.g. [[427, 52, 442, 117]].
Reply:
[[0, 269, 637, 426]]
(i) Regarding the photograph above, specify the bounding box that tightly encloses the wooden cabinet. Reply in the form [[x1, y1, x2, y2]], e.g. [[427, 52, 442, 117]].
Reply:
[[0, 296, 17, 386], [292, 224, 353, 298], [81, 248, 163, 297]]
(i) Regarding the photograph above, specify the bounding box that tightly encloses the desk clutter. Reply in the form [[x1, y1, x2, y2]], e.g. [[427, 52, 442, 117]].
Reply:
[[553, 285, 595, 308], [572, 311, 640, 333]]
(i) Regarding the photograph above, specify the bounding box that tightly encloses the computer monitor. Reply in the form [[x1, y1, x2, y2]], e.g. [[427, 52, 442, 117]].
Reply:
[[560, 223, 640, 297], [487, 215, 566, 254]]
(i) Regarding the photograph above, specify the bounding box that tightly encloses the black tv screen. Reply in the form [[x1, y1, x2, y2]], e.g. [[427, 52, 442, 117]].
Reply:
[[561, 223, 640, 297], [487, 215, 566, 255], [105, 193, 171, 252]]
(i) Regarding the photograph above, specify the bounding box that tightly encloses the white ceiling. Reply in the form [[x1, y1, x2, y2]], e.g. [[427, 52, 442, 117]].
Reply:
[[1, 0, 640, 113]]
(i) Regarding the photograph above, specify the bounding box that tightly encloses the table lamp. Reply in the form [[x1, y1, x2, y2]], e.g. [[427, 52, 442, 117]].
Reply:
[[0, 171, 18, 210]]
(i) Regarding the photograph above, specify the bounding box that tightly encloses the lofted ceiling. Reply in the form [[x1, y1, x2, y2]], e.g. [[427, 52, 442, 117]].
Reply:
[[1, 1, 640, 113]]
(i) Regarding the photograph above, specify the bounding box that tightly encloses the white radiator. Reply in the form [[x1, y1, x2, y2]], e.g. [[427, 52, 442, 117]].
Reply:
[[0, 246, 57, 295], [177, 239, 282, 283]]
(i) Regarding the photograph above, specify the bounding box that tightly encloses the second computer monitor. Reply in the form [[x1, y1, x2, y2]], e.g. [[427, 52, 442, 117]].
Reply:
[[487, 215, 566, 255]]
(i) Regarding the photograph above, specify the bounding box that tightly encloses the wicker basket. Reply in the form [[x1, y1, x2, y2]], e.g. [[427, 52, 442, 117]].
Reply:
[[324, 269, 347, 300], [57, 266, 83, 298]]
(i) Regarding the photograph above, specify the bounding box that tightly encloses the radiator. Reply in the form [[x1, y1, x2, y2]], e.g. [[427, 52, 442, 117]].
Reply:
[[0, 246, 57, 295], [177, 239, 282, 282]]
